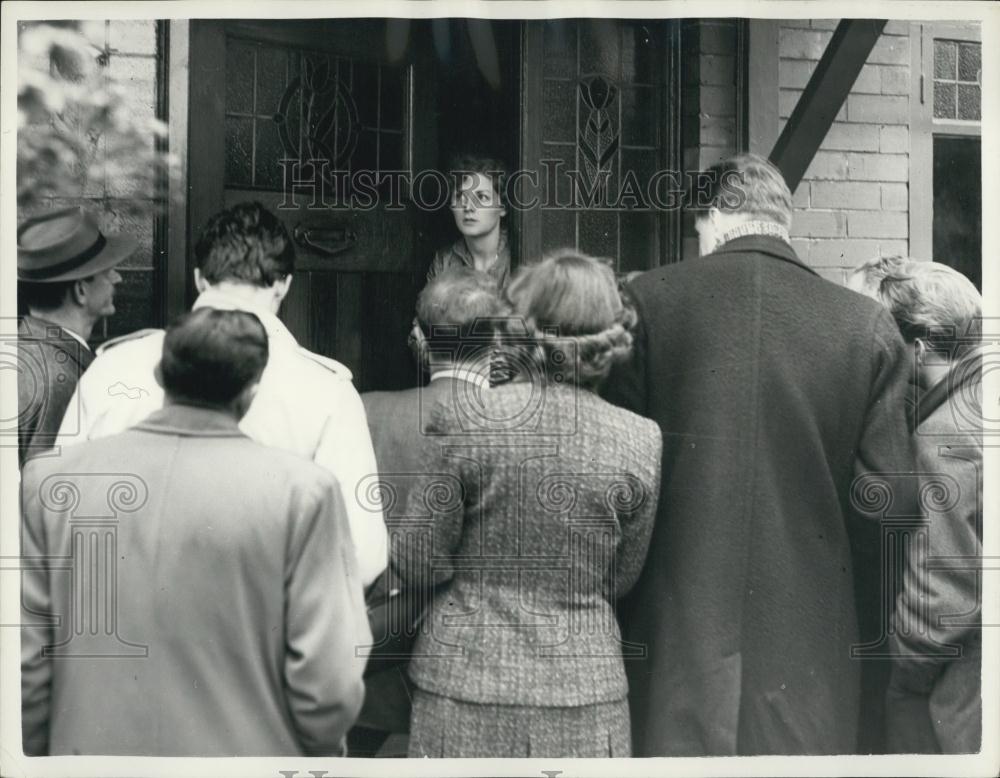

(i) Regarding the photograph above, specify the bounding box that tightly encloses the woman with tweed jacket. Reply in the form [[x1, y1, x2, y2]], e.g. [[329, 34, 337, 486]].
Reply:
[[390, 251, 663, 757]]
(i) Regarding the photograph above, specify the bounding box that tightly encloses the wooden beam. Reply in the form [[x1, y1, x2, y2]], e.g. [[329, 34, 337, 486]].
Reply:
[[769, 19, 887, 192]]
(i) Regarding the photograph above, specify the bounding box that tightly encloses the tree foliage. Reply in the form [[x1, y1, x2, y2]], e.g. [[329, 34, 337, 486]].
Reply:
[[17, 21, 177, 215]]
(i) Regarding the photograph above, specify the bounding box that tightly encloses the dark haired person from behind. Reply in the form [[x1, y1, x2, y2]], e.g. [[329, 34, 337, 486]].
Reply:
[[56, 201, 386, 589], [16, 206, 135, 464], [603, 153, 917, 756], [21, 308, 369, 756]]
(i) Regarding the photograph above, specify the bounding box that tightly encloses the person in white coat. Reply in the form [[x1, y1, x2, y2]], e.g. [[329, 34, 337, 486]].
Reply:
[[55, 201, 387, 587]]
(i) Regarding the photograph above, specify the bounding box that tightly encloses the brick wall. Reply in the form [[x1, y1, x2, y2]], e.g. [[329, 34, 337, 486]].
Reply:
[[682, 19, 742, 259], [779, 20, 912, 284]]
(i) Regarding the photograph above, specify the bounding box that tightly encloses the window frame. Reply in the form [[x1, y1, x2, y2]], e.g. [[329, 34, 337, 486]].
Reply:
[[909, 21, 982, 260]]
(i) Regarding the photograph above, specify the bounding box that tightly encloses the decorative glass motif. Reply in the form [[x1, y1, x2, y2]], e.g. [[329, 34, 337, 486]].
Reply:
[[538, 19, 662, 270], [224, 37, 406, 190], [933, 38, 981, 121], [578, 75, 620, 188], [274, 56, 361, 172]]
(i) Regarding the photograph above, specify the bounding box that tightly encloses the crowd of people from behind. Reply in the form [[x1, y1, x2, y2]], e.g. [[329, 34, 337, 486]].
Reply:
[[16, 152, 984, 758]]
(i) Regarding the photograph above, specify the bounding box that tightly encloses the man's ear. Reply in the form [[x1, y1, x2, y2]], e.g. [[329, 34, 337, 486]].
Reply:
[[70, 279, 88, 307], [153, 361, 165, 389], [193, 268, 209, 293], [273, 275, 293, 305]]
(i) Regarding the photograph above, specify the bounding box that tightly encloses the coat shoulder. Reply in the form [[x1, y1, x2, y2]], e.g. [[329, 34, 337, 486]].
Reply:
[[96, 328, 163, 356], [296, 348, 354, 381]]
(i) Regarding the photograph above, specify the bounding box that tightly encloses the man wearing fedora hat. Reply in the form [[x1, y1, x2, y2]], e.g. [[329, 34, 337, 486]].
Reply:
[[16, 206, 136, 465]]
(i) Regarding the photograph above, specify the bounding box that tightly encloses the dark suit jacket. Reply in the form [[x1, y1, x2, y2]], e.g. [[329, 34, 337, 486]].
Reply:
[[357, 377, 467, 733], [603, 236, 917, 755], [17, 315, 94, 465], [392, 381, 662, 708], [20, 404, 369, 756]]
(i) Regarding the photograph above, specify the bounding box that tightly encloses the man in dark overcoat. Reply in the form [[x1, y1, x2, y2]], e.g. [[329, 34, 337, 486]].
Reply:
[[603, 153, 917, 756], [16, 207, 135, 464]]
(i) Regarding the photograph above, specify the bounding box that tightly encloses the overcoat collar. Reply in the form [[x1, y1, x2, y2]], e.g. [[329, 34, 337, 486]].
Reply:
[[18, 315, 95, 367], [133, 403, 245, 438], [710, 235, 819, 278], [916, 347, 983, 427]]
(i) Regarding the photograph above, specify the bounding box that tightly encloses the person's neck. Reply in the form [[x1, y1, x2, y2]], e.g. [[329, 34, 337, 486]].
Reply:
[[202, 282, 281, 315], [919, 362, 954, 391], [28, 306, 94, 341], [163, 394, 243, 420], [464, 226, 501, 268], [429, 352, 491, 381]]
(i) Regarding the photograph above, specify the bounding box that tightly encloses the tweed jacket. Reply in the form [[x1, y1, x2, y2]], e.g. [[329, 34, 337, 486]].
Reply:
[[21, 404, 369, 756], [888, 348, 983, 753], [603, 235, 917, 755], [391, 381, 662, 707], [17, 315, 94, 465]]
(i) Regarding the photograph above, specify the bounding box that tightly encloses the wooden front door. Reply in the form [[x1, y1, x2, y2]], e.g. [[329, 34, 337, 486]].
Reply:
[[187, 19, 437, 391]]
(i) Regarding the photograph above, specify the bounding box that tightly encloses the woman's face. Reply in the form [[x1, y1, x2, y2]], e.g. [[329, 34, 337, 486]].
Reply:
[[450, 172, 505, 239]]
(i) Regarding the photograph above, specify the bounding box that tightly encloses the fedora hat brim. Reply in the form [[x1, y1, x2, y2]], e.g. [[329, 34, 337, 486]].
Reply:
[[18, 234, 139, 283]]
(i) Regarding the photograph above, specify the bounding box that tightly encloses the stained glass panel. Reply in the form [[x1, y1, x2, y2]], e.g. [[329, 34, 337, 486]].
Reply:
[[224, 36, 407, 189]]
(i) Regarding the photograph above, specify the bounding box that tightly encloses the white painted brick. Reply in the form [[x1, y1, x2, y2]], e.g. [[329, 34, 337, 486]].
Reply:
[[779, 60, 815, 89], [879, 125, 910, 154], [792, 183, 810, 208], [807, 238, 882, 266], [848, 211, 909, 239], [881, 183, 908, 211], [847, 94, 909, 124], [810, 181, 881, 209], [790, 210, 848, 238], [880, 65, 910, 95], [846, 153, 909, 182], [780, 28, 831, 60], [803, 151, 849, 180], [780, 89, 847, 120], [869, 34, 910, 66], [851, 64, 881, 95], [821, 123, 879, 152]]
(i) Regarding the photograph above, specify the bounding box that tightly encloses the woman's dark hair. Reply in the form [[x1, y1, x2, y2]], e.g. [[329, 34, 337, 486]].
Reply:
[[194, 202, 295, 287], [448, 152, 508, 202], [159, 308, 269, 405]]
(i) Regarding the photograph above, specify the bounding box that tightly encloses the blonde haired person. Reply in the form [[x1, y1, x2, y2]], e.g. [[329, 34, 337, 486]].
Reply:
[[391, 251, 662, 757], [853, 257, 983, 754]]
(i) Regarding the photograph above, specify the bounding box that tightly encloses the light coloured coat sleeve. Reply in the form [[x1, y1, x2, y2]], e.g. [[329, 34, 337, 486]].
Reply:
[[890, 429, 982, 692], [20, 463, 52, 757], [284, 475, 370, 755], [313, 382, 388, 588]]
